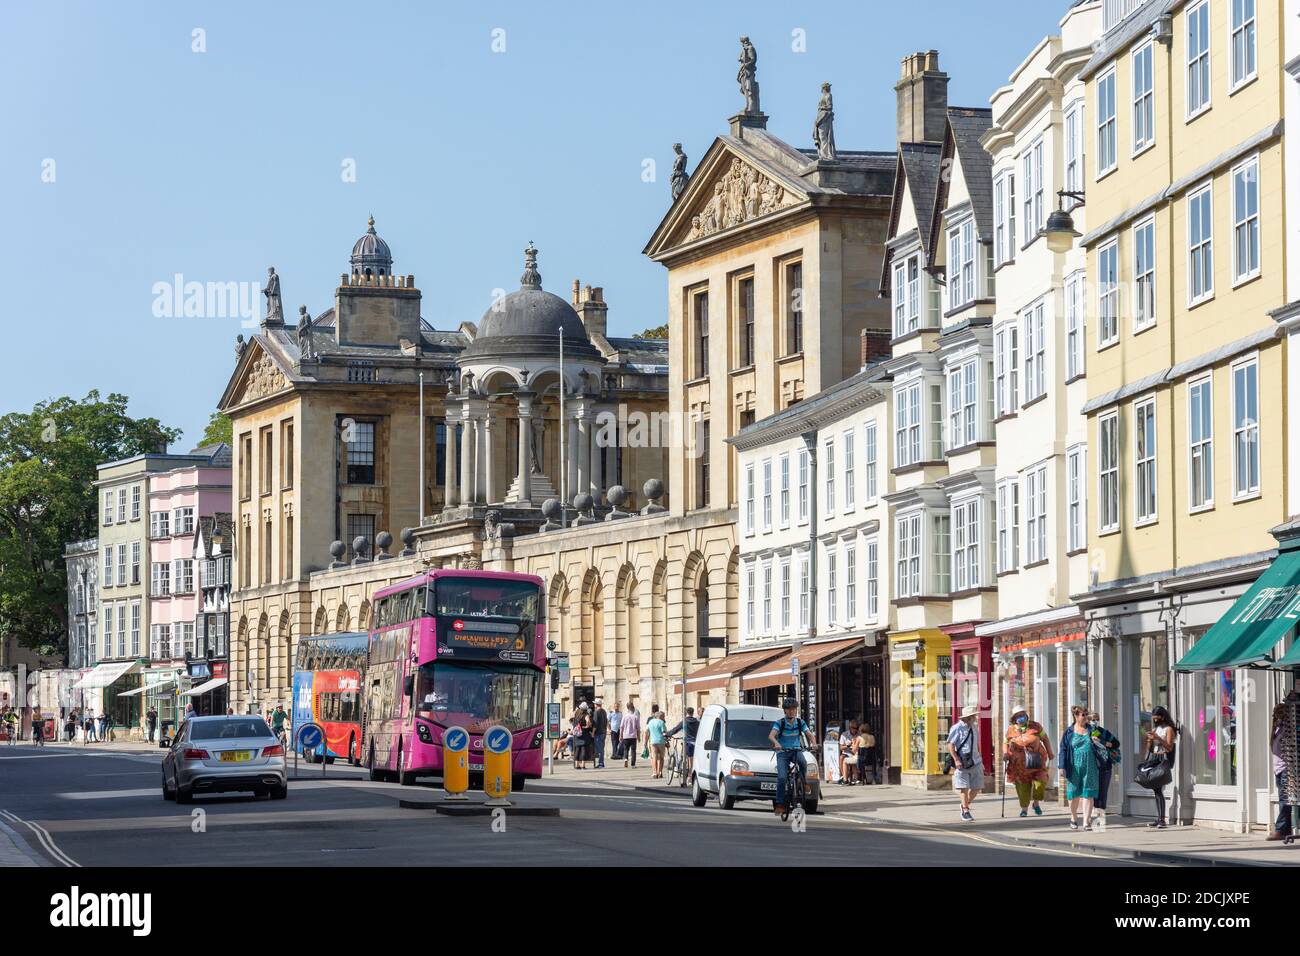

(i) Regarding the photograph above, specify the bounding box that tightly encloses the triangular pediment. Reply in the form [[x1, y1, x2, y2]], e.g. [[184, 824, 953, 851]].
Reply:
[[219, 337, 294, 411], [645, 140, 810, 257]]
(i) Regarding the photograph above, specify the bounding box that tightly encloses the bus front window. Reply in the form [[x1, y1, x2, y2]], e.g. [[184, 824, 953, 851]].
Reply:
[[429, 579, 540, 621], [414, 662, 542, 734]]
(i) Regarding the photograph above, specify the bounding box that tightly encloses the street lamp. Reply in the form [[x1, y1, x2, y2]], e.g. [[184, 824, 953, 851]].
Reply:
[[1043, 189, 1086, 254]]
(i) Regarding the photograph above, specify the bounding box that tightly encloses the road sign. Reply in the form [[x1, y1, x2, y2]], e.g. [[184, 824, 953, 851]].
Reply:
[[547, 640, 557, 652], [442, 724, 470, 798], [483, 723, 513, 803], [297, 723, 323, 751], [791, 656, 800, 679], [547, 703, 562, 737], [554, 651, 570, 683]]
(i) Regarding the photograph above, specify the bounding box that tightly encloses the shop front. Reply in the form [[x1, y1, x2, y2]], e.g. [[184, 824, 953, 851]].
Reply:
[[1085, 551, 1284, 832], [672, 646, 786, 713], [889, 629, 952, 789], [120, 666, 189, 734], [185, 660, 229, 716], [978, 607, 1088, 798], [944, 623, 994, 775], [737, 636, 878, 744], [71, 659, 143, 732]]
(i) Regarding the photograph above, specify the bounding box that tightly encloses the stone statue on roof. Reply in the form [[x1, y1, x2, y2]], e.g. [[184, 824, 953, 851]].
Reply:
[[813, 83, 837, 162], [235, 334, 246, 359], [297, 305, 316, 361], [262, 266, 282, 323], [671, 143, 689, 201], [737, 37, 760, 114]]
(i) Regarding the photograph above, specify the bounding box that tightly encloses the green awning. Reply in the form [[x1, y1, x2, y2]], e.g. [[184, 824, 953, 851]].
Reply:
[[1271, 641, 1300, 670], [1174, 551, 1300, 671]]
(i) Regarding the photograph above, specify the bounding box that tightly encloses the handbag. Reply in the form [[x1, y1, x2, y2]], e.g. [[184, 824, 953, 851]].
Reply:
[[1133, 752, 1171, 790], [1024, 746, 1045, 771], [641, 745, 650, 759]]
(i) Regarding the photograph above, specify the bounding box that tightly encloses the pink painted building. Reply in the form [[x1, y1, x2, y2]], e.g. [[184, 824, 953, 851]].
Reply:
[[144, 444, 231, 725]]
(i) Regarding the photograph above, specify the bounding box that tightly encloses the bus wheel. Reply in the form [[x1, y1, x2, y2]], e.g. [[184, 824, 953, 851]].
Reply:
[[367, 743, 383, 783], [397, 745, 417, 786], [512, 775, 526, 792]]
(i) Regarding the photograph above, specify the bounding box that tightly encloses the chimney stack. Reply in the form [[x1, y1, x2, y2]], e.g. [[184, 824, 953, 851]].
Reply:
[[860, 329, 891, 370], [573, 280, 608, 339], [895, 50, 949, 146]]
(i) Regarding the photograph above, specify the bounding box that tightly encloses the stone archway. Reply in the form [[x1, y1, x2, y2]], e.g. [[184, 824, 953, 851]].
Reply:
[[313, 605, 327, 636], [277, 610, 292, 704], [336, 603, 351, 633]]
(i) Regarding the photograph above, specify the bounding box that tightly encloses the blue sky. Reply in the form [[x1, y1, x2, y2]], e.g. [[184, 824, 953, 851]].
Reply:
[[2, 0, 1070, 447]]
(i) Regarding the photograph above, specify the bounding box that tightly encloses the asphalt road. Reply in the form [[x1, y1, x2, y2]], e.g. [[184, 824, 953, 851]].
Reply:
[[0, 743, 1142, 867]]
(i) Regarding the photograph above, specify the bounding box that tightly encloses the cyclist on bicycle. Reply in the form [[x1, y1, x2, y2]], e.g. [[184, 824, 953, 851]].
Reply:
[[270, 704, 291, 746], [768, 698, 814, 815]]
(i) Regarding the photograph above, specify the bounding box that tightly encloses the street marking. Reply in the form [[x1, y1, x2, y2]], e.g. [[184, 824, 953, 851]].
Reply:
[[0, 810, 80, 867]]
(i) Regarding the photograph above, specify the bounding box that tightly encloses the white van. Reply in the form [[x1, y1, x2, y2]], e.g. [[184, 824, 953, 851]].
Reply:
[[691, 703, 820, 813]]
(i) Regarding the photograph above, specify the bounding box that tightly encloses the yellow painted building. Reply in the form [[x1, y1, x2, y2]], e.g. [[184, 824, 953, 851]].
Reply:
[[1076, 0, 1289, 831]]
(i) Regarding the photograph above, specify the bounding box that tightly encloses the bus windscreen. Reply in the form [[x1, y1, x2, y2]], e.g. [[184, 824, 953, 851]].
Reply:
[[430, 579, 540, 621], [414, 662, 543, 733]]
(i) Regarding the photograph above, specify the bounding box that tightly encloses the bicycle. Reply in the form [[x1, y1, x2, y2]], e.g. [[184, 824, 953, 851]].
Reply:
[[778, 748, 813, 822], [665, 736, 691, 788]]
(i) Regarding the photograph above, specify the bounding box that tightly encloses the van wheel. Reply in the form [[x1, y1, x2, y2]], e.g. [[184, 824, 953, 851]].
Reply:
[[691, 773, 707, 807], [718, 776, 735, 810]]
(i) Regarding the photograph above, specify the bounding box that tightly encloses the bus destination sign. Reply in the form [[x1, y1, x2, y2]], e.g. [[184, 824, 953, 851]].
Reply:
[[437, 620, 534, 663]]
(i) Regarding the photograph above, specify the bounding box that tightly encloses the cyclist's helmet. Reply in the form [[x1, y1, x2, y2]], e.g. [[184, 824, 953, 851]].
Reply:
[[782, 697, 799, 710]]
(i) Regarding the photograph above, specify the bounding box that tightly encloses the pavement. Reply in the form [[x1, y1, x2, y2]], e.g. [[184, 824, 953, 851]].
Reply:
[[0, 739, 1287, 867]]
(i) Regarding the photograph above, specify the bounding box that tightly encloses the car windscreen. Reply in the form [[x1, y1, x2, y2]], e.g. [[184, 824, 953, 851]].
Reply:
[[724, 719, 776, 750], [190, 719, 273, 740]]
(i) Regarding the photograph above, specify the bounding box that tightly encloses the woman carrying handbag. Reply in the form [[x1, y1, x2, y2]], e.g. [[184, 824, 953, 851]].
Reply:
[[1135, 706, 1177, 829]]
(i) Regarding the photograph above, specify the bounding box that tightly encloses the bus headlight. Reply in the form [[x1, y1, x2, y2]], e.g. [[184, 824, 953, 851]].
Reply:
[[416, 722, 433, 744], [531, 730, 543, 748]]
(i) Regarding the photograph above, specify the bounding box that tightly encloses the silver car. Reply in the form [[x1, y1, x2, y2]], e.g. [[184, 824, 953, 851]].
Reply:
[[161, 715, 288, 803]]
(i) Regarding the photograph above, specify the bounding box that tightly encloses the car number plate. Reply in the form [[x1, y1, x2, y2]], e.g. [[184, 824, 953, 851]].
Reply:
[[760, 781, 777, 791], [220, 750, 252, 762]]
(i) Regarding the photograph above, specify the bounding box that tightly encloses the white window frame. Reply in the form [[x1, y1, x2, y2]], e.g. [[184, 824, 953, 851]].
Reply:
[[762, 560, 772, 634], [1099, 411, 1121, 533], [824, 439, 836, 514], [761, 458, 773, 532], [845, 539, 857, 625], [1097, 67, 1117, 177], [1134, 397, 1158, 525], [1188, 182, 1215, 305], [994, 172, 1016, 266], [1098, 239, 1120, 347], [798, 553, 811, 630], [946, 360, 978, 450], [743, 463, 755, 536], [1188, 375, 1214, 512], [1186, 0, 1212, 120], [994, 324, 1020, 416], [130, 485, 141, 520], [895, 380, 923, 468], [1025, 465, 1048, 564], [1231, 156, 1260, 284], [103, 546, 113, 587], [1021, 137, 1046, 238], [103, 491, 113, 525], [866, 538, 879, 620], [996, 479, 1020, 573], [952, 497, 981, 592], [1132, 41, 1155, 154], [780, 557, 791, 631], [744, 562, 755, 638], [115, 543, 126, 587], [1022, 302, 1046, 402], [1067, 445, 1087, 552], [1134, 217, 1156, 330], [1231, 356, 1260, 500], [863, 422, 878, 503], [797, 449, 809, 523], [779, 453, 790, 527], [826, 548, 838, 628], [1065, 271, 1085, 379], [1229, 0, 1257, 92], [1064, 101, 1084, 205], [895, 512, 922, 599], [116, 489, 126, 524], [842, 430, 855, 511]]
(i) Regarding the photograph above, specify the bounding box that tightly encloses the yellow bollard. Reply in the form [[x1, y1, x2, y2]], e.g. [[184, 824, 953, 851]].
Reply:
[[482, 724, 513, 806], [442, 725, 470, 801]]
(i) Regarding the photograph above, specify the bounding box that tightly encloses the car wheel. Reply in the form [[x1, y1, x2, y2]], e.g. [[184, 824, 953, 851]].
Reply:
[[176, 784, 193, 805], [161, 771, 174, 801], [691, 773, 707, 807], [367, 743, 383, 782], [718, 776, 735, 810], [271, 783, 288, 800]]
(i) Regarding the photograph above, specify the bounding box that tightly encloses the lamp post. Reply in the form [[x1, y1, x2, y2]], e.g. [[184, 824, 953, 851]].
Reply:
[[1043, 189, 1087, 254]]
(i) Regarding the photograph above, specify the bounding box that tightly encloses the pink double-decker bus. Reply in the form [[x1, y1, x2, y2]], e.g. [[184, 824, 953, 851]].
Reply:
[[362, 569, 546, 788]]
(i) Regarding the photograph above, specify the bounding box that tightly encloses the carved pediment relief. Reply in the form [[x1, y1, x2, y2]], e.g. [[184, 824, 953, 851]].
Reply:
[[235, 352, 289, 404], [677, 155, 800, 245]]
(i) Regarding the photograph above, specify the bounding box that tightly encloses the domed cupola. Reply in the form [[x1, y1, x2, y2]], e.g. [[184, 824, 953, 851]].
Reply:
[[459, 243, 601, 363], [350, 215, 393, 277]]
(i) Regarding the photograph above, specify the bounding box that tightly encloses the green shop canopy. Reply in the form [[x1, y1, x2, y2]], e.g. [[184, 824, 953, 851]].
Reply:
[[1174, 551, 1300, 672], [1271, 640, 1300, 670]]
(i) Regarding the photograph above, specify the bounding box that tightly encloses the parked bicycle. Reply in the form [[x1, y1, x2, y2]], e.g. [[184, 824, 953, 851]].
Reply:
[[666, 737, 688, 788]]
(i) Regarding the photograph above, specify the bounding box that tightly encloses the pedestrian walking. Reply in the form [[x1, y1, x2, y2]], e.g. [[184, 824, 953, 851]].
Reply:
[[1059, 705, 1100, 831], [1138, 705, 1178, 829], [1003, 707, 1053, 817], [97, 711, 108, 742], [65, 711, 77, 742], [1086, 711, 1121, 830], [84, 711, 97, 742], [946, 705, 983, 822], [571, 703, 592, 770], [620, 701, 641, 767], [592, 699, 609, 769], [646, 709, 668, 777], [31, 714, 44, 747], [608, 701, 623, 761], [3, 707, 17, 745], [146, 706, 158, 743]]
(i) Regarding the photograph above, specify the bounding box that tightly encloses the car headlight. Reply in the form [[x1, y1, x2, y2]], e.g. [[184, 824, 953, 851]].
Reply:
[[730, 759, 752, 775], [805, 764, 819, 780]]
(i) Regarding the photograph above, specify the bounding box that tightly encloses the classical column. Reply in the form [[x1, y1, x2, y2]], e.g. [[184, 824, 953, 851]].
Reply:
[[443, 416, 459, 509], [589, 410, 603, 499], [459, 408, 476, 505], [517, 392, 534, 505], [482, 415, 495, 504], [576, 414, 591, 502], [566, 414, 579, 503]]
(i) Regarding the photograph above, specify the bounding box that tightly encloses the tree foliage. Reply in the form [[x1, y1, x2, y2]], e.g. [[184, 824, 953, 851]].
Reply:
[[0, 392, 180, 656], [199, 411, 232, 447], [633, 323, 669, 340]]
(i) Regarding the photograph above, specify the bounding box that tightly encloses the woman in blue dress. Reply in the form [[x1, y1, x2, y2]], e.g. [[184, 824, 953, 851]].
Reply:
[[1058, 705, 1100, 831]]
